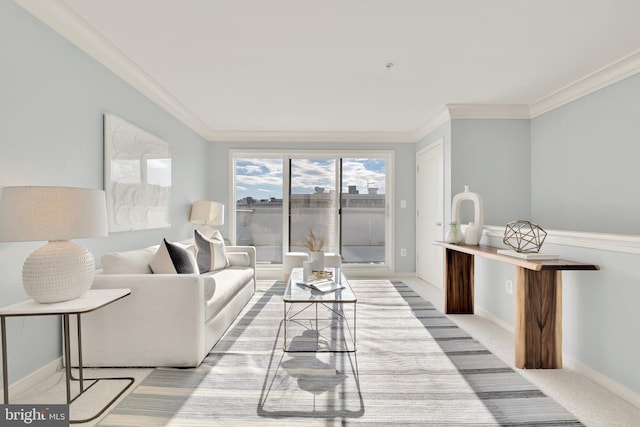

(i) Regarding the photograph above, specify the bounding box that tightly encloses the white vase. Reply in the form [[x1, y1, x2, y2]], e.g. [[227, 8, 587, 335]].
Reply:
[[303, 260, 314, 280], [451, 185, 484, 245], [445, 222, 462, 243], [310, 251, 325, 272], [464, 222, 479, 245]]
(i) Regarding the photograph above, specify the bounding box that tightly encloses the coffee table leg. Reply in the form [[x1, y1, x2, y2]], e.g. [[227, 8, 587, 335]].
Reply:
[[283, 302, 287, 351], [353, 302, 357, 351]]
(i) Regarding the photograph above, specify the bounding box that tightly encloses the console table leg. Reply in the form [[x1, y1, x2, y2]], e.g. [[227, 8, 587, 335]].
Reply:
[[444, 249, 474, 314], [515, 268, 562, 369]]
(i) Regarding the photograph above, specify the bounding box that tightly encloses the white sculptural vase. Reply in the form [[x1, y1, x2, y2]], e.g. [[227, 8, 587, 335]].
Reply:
[[451, 185, 484, 245]]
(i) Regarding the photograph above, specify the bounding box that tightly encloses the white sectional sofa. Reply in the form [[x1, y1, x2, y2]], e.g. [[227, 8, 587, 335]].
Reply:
[[70, 237, 256, 368]]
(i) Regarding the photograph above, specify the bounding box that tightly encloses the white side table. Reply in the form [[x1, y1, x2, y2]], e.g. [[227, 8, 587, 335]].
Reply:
[[0, 288, 132, 424]]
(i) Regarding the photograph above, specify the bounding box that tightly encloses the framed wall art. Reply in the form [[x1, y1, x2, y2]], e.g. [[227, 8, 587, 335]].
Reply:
[[104, 113, 171, 232]]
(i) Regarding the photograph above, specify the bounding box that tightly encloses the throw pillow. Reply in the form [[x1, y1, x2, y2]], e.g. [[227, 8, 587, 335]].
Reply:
[[149, 239, 199, 274], [101, 245, 159, 274], [194, 229, 229, 273]]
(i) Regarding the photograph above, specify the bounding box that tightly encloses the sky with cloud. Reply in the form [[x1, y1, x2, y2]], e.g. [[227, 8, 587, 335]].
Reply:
[[235, 158, 386, 201]]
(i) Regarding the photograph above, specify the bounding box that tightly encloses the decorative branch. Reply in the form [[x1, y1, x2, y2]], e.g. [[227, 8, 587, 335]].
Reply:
[[300, 228, 326, 252]]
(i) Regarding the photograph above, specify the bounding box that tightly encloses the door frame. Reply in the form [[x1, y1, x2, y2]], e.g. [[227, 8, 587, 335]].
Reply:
[[416, 138, 444, 287]]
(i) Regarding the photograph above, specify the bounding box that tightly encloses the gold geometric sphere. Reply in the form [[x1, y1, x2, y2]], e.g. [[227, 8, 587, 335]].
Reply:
[[503, 220, 547, 253]]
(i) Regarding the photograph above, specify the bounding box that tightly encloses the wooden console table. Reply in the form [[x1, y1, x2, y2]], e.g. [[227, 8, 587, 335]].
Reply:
[[433, 242, 599, 369]]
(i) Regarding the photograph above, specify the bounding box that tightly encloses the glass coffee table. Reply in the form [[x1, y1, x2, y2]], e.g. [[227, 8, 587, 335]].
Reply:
[[283, 267, 357, 352]]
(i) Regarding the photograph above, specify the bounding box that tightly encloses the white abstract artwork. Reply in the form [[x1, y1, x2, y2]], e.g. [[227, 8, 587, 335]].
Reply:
[[104, 114, 171, 232]]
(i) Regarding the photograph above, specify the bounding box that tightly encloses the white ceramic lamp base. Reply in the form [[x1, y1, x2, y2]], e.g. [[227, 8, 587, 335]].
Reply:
[[22, 241, 95, 303]]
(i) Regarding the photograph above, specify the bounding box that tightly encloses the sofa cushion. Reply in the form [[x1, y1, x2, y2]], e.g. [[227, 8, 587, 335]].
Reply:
[[204, 268, 254, 321], [150, 239, 199, 274], [101, 245, 159, 274], [194, 229, 229, 273]]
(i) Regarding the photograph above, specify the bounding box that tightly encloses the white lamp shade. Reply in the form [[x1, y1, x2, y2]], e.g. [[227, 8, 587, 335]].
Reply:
[[0, 186, 108, 242], [0, 186, 108, 303], [190, 201, 224, 226]]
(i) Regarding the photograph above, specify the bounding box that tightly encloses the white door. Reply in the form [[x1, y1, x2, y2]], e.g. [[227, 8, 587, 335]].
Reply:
[[416, 139, 444, 288]]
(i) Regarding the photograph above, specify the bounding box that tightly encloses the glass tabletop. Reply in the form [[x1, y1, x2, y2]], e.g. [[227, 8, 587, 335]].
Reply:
[[284, 267, 356, 303]]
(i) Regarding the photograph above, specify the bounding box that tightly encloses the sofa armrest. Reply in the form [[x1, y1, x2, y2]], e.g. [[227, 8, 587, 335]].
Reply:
[[78, 273, 212, 367], [90, 273, 209, 327], [226, 246, 256, 271]]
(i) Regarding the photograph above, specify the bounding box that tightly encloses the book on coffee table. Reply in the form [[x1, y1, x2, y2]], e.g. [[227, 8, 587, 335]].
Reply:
[[297, 278, 344, 293]]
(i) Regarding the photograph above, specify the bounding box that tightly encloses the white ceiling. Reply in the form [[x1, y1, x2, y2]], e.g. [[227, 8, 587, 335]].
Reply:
[[17, 0, 640, 142]]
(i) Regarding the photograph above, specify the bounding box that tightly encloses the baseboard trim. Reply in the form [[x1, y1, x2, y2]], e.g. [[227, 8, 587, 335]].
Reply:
[[475, 304, 640, 410], [0, 357, 61, 402], [563, 356, 640, 410], [474, 305, 514, 334]]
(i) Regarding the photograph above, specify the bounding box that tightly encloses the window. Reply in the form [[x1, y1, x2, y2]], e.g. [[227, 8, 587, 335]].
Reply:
[[235, 158, 283, 264], [289, 158, 338, 254], [232, 151, 393, 269], [340, 158, 386, 263]]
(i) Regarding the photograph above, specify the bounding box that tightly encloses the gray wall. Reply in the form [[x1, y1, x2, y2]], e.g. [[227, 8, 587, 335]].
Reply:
[[451, 119, 531, 226], [415, 119, 531, 239], [531, 73, 640, 235], [0, 1, 209, 385], [418, 84, 640, 396], [448, 119, 532, 327], [528, 74, 640, 395]]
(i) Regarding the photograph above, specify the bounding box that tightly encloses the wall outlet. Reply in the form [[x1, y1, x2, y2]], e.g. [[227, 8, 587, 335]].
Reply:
[[400, 200, 407, 208], [400, 248, 407, 256], [505, 279, 513, 295]]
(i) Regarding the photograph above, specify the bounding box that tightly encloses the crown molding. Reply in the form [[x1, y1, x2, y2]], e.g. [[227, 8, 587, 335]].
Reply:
[[530, 50, 640, 118], [403, 51, 640, 140], [16, 1, 640, 143], [446, 104, 531, 119], [204, 130, 416, 143], [14, 0, 214, 140], [412, 106, 451, 142], [12, 0, 425, 144], [412, 104, 529, 141]]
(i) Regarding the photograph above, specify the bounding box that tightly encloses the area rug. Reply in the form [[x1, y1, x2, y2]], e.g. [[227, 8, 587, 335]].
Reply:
[[99, 280, 583, 426]]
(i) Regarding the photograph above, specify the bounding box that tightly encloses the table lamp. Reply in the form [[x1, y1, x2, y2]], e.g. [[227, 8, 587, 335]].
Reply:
[[189, 201, 224, 237], [0, 186, 108, 303]]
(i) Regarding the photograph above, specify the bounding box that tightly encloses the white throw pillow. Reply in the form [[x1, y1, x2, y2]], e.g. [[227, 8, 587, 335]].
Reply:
[[101, 245, 159, 274], [194, 229, 229, 272]]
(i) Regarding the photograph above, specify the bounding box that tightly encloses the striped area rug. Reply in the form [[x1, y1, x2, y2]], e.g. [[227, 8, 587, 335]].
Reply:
[[99, 280, 583, 426]]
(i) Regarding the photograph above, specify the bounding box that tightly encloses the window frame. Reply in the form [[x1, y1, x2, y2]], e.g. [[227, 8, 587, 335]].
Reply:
[[229, 149, 395, 274]]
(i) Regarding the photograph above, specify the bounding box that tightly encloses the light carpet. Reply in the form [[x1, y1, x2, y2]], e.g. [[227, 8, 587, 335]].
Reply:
[[99, 280, 583, 426]]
